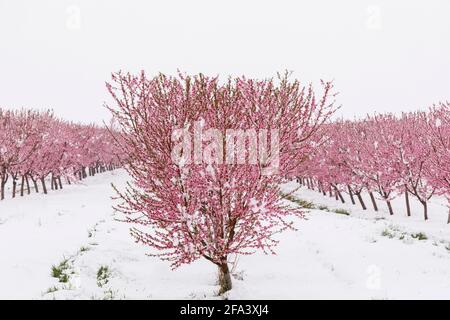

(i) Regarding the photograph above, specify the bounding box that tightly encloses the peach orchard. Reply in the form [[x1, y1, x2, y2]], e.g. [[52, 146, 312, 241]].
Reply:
[[0, 72, 448, 294]]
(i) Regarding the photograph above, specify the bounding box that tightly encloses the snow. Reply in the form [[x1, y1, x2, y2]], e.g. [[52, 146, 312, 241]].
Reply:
[[0, 170, 449, 300]]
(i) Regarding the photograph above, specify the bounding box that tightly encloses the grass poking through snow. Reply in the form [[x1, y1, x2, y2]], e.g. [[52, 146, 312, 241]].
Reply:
[[51, 258, 72, 283], [411, 232, 428, 241], [283, 193, 350, 215], [46, 286, 59, 294], [332, 208, 350, 216], [282, 193, 316, 209], [79, 246, 90, 253], [97, 265, 111, 288], [381, 225, 431, 243]]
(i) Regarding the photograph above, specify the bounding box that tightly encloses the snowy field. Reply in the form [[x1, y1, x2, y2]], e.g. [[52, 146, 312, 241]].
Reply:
[[0, 170, 449, 300]]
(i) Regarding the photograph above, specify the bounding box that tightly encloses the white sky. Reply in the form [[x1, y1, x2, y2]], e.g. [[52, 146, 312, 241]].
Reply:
[[0, 0, 449, 124]]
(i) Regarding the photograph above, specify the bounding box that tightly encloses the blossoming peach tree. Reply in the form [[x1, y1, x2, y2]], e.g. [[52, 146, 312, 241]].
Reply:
[[106, 71, 336, 293]]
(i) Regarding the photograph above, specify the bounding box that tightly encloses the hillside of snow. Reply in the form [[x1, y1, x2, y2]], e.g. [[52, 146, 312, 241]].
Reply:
[[0, 170, 449, 299]]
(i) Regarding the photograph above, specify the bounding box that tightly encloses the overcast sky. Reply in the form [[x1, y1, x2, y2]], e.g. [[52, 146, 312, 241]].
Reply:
[[0, 0, 449, 124]]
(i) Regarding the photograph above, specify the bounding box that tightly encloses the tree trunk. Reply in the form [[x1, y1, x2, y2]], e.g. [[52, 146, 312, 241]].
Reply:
[[0, 178, 5, 201], [447, 210, 450, 224], [321, 182, 326, 196], [31, 177, 39, 193], [405, 188, 411, 217], [381, 190, 394, 215], [58, 177, 63, 189], [25, 175, 30, 195], [386, 200, 394, 215], [347, 185, 355, 205], [337, 189, 345, 204], [12, 177, 17, 198], [369, 192, 378, 211], [218, 262, 232, 295], [20, 175, 25, 197], [41, 178, 47, 194], [309, 178, 314, 190], [356, 192, 367, 210], [422, 201, 428, 221]]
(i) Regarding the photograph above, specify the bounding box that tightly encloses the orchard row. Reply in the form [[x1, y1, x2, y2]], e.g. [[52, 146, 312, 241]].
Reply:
[[298, 103, 449, 222], [0, 109, 122, 200]]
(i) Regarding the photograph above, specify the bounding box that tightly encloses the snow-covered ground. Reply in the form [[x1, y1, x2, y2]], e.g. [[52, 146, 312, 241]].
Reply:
[[0, 170, 449, 299]]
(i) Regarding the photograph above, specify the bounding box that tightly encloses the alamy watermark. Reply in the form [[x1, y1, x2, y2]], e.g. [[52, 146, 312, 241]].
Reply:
[[366, 264, 382, 290], [171, 120, 280, 175], [366, 5, 382, 30], [66, 5, 81, 31]]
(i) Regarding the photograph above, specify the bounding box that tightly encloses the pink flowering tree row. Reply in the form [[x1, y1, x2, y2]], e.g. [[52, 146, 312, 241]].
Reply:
[[298, 102, 450, 223], [0, 108, 122, 200]]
